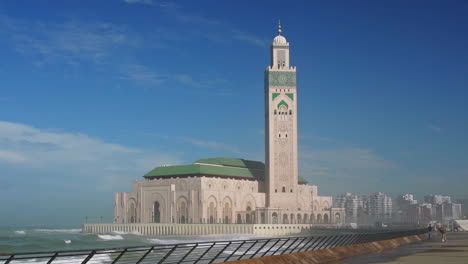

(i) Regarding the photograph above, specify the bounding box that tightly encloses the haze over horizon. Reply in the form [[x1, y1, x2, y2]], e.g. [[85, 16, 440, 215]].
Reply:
[[1, 0, 467, 226]]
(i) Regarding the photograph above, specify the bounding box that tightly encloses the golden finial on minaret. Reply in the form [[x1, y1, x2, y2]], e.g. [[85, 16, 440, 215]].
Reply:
[[278, 19, 282, 35]]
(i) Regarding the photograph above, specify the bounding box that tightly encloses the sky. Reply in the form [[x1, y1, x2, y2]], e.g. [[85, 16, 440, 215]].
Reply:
[[0, 0, 467, 226]]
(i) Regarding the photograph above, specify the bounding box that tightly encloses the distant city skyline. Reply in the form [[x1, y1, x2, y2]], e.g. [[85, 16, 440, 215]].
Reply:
[[1, 0, 468, 226]]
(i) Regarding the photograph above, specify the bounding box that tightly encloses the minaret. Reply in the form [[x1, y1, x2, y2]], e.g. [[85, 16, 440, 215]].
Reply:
[[265, 21, 298, 209]]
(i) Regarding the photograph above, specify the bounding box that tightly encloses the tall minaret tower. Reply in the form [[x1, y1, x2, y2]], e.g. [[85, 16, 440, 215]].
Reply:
[[265, 21, 298, 209]]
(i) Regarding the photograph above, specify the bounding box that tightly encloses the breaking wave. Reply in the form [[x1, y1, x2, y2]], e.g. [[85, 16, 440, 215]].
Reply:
[[33, 229, 81, 234], [14, 230, 26, 235], [97, 234, 124, 241], [111, 230, 141, 235], [64, 240, 72, 244]]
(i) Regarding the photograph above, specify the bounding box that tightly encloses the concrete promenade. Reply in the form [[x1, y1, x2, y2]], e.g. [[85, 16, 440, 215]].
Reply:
[[339, 232, 468, 264]]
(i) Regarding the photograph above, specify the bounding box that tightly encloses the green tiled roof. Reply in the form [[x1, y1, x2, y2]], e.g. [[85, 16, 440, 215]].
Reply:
[[194, 158, 264, 170], [144, 158, 264, 180], [144, 157, 307, 184]]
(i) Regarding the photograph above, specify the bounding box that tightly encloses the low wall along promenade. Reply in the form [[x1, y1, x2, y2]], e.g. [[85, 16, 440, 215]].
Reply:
[[82, 223, 316, 236]]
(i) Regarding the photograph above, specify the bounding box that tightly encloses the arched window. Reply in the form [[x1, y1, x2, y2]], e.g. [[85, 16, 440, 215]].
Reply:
[[282, 186, 286, 193], [274, 110, 277, 115], [237, 213, 242, 224], [153, 202, 161, 223], [283, 214, 289, 224], [272, 213, 278, 224], [289, 110, 292, 115]]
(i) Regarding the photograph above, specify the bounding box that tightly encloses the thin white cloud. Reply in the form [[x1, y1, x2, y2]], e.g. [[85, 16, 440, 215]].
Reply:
[[0, 151, 27, 163], [428, 124, 442, 133], [0, 15, 137, 65], [300, 146, 395, 180], [119, 63, 229, 90], [124, 0, 156, 5], [0, 121, 181, 187], [144, 133, 242, 154]]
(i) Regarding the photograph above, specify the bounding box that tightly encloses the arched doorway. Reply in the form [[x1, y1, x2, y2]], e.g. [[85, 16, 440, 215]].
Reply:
[[324, 214, 329, 224], [223, 202, 231, 224], [261, 213, 266, 224], [272, 213, 278, 224], [153, 202, 161, 223], [237, 213, 242, 224], [246, 206, 252, 224], [128, 203, 136, 223], [335, 213, 341, 223], [178, 200, 187, 224], [283, 214, 289, 224], [208, 202, 216, 224], [317, 214, 322, 224]]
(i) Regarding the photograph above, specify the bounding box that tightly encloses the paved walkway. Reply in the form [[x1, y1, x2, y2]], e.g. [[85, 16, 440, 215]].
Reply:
[[336, 232, 468, 264]]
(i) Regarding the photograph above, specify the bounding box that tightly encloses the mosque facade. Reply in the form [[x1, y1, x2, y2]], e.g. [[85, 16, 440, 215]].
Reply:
[[114, 24, 345, 226]]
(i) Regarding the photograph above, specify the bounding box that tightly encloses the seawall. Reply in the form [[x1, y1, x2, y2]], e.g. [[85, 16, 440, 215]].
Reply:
[[82, 223, 317, 236], [222, 234, 424, 264]]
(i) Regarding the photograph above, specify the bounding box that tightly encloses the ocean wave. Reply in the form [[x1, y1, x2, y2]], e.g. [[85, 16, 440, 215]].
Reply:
[[97, 234, 124, 241], [14, 230, 26, 235], [64, 240, 72, 244], [9, 254, 111, 264], [111, 230, 141, 235], [33, 228, 81, 233]]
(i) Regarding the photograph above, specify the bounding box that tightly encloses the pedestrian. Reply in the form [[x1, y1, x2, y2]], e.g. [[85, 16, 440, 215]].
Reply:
[[438, 224, 447, 242], [427, 224, 433, 240]]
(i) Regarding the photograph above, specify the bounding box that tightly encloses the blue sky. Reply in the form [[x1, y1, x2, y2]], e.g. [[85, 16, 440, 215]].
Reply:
[[0, 0, 467, 226]]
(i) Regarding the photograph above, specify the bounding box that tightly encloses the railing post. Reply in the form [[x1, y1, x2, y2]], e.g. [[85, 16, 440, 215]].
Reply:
[[294, 237, 313, 253], [250, 239, 270, 258], [178, 243, 198, 263], [81, 251, 95, 264], [194, 243, 216, 264], [260, 238, 281, 257], [157, 246, 177, 264], [280, 237, 299, 255], [111, 249, 127, 264], [310, 236, 329, 251], [46, 253, 58, 264], [137, 247, 154, 264], [236, 240, 258, 260], [271, 238, 288, 255], [208, 242, 231, 264], [4, 255, 15, 264]]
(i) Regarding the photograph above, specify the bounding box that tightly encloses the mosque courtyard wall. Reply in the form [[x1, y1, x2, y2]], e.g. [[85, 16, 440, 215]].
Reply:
[[82, 223, 327, 236]]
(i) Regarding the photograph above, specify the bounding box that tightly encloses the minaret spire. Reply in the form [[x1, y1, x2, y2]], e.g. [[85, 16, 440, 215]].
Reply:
[[278, 20, 282, 35]]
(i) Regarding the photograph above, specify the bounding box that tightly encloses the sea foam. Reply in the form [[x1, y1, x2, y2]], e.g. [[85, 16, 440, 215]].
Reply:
[[97, 234, 124, 240], [111, 230, 141, 235], [33, 228, 81, 233], [14, 230, 26, 235]]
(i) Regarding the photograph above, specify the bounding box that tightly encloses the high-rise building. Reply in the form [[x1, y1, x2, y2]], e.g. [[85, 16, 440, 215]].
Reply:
[[334, 193, 364, 224], [368, 192, 393, 221], [424, 195, 451, 205]]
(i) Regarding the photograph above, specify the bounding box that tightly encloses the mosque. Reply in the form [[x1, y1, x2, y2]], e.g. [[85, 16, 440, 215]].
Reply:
[[114, 23, 345, 226]]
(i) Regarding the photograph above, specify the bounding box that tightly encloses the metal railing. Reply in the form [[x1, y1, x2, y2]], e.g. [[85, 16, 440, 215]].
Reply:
[[0, 229, 425, 264]]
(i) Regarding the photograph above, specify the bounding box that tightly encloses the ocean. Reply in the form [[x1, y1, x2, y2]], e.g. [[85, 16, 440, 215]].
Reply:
[[0, 226, 272, 254]]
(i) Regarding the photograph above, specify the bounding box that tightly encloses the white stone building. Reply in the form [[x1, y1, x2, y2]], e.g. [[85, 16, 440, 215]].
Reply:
[[368, 192, 393, 222], [334, 193, 364, 224], [114, 23, 345, 226]]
